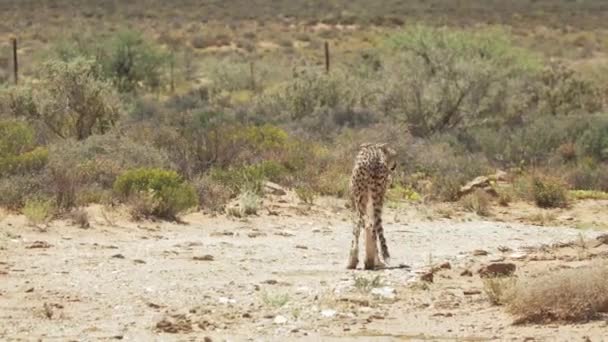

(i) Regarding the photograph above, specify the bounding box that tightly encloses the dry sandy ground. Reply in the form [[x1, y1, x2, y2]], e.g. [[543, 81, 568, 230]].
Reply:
[[1, 198, 607, 341]]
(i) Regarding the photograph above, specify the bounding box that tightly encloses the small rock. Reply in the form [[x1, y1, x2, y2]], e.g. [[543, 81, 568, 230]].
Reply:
[[193, 255, 214, 261], [274, 315, 288, 324], [111, 254, 125, 259], [478, 263, 516, 278], [264, 181, 287, 196], [371, 287, 396, 299], [321, 309, 337, 318], [295, 245, 308, 250], [26, 241, 52, 249], [497, 246, 512, 253], [218, 297, 236, 304], [133, 259, 146, 264], [262, 279, 278, 285], [472, 249, 489, 256], [460, 269, 473, 277], [421, 271, 434, 283], [463, 290, 482, 295], [509, 252, 527, 260], [25, 287, 34, 293], [459, 176, 491, 197]]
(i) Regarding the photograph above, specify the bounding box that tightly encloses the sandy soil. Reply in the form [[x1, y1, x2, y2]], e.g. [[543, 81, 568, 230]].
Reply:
[[1, 198, 607, 341]]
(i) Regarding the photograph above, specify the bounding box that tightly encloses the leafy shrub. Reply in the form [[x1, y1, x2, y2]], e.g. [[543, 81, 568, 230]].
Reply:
[[209, 161, 288, 195], [22, 198, 55, 226], [0, 175, 47, 209], [52, 30, 168, 93], [0, 120, 35, 155], [532, 176, 569, 208], [538, 60, 602, 116], [295, 186, 317, 204], [0, 120, 48, 176], [384, 26, 540, 137], [4, 58, 122, 140], [566, 161, 608, 191], [102, 30, 168, 93], [577, 116, 608, 161], [113, 168, 197, 220]]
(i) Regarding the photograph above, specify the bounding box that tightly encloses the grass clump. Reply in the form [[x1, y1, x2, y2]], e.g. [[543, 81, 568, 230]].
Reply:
[[483, 276, 517, 306], [353, 275, 384, 293], [113, 168, 198, 220], [459, 189, 491, 216], [532, 176, 569, 208], [22, 198, 55, 227], [506, 264, 608, 323], [261, 292, 290, 308]]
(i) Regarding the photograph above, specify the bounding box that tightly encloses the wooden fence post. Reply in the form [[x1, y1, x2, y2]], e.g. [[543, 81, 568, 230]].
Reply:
[[250, 61, 256, 91], [11, 37, 18, 84], [324, 41, 330, 74]]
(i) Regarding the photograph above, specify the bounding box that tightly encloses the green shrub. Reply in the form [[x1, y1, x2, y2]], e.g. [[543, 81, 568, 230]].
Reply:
[[4, 58, 122, 140], [103, 30, 169, 93], [384, 26, 540, 137], [0, 147, 49, 176], [113, 168, 197, 220], [532, 176, 569, 208], [0, 120, 35, 155], [22, 197, 55, 226], [295, 186, 317, 204], [538, 60, 602, 116], [0, 175, 47, 209], [209, 161, 288, 195], [0, 120, 48, 176]]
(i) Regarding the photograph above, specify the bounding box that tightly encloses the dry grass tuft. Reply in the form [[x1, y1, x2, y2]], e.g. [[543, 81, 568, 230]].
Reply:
[[459, 189, 491, 216], [506, 263, 608, 323]]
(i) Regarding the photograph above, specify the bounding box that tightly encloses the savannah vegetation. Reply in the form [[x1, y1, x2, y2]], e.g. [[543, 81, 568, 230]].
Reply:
[[1, 0, 608, 220]]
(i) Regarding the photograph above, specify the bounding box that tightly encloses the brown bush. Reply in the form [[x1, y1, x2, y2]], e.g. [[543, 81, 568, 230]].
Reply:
[[506, 264, 608, 323], [459, 189, 491, 216], [531, 176, 569, 208]]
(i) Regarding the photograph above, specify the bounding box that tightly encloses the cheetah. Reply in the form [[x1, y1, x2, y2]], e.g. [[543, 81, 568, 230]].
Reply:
[[347, 143, 397, 270]]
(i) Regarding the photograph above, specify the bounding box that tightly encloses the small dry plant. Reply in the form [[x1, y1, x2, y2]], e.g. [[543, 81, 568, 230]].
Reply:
[[353, 275, 384, 293], [483, 276, 517, 305], [69, 208, 90, 228], [506, 263, 608, 323], [459, 189, 491, 216]]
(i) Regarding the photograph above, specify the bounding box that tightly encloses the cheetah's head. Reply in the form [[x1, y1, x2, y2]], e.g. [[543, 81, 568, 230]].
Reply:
[[377, 143, 397, 172]]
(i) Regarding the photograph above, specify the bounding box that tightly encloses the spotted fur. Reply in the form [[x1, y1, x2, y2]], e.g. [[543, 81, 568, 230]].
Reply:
[[347, 143, 397, 270]]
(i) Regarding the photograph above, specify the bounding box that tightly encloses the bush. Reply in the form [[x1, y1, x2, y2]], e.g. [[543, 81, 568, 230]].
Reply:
[[113, 168, 198, 220], [4, 58, 122, 140], [102, 30, 168, 93], [506, 264, 608, 323], [0, 175, 47, 209], [22, 198, 55, 226], [384, 26, 540, 137], [209, 161, 288, 195], [193, 175, 232, 212], [483, 276, 517, 306], [460, 189, 491, 216], [538, 60, 602, 116], [532, 176, 569, 208], [0, 120, 48, 176]]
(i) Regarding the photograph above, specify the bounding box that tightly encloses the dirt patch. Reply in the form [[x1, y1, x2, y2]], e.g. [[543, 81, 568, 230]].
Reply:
[[1, 200, 607, 340]]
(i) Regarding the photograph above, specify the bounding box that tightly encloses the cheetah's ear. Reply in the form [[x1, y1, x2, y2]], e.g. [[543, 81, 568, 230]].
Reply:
[[378, 143, 396, 156]]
